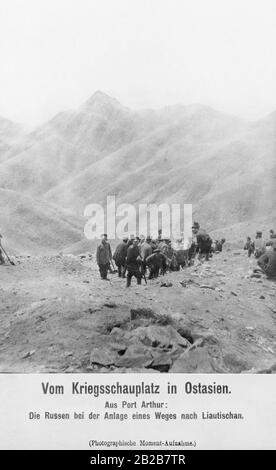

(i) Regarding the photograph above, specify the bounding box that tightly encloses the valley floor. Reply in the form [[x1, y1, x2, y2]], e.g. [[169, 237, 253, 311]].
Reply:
[[0, 249, 275, 373]]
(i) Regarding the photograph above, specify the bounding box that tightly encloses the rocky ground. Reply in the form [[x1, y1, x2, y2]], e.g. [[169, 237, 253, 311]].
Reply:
[[0, 248, 275, 373]]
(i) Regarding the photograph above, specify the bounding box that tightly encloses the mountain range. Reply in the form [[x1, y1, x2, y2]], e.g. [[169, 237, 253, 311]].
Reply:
[[0, 91, 275, 254]]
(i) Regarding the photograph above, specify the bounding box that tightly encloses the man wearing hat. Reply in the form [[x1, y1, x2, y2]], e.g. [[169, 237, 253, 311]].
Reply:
[[96, 234, 112, 280], [113, 237, 128, 277], [127, 234, 135, 248], [192, 222, 212, 261], [125, 238, 142, 287], [254, 231, 266, 258], [257, 241, 276, 278]]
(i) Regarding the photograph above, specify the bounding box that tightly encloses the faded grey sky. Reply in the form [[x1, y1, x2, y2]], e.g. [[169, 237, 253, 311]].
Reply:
[[0, 0, 275, 125]]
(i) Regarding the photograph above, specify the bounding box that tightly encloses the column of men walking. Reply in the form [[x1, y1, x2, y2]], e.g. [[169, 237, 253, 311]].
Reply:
[[96, 223, 217, 286]]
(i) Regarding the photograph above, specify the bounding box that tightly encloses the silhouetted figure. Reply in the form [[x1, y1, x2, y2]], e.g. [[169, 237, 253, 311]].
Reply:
[[244, 236, 255, 257], [126, 239, 142, 287], [113, 238, 128, 277], [96, 234, 112, 280], [192, 222, 212, 261]]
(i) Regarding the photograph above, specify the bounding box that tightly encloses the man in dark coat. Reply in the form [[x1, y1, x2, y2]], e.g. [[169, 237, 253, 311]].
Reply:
[[244, 236, 255, 257], [113, 237, 128, 277], [257, 241, 276, 278], [126, 239, 142, 287], [192, 222, 212, 261], [96, 234, 112, 280]]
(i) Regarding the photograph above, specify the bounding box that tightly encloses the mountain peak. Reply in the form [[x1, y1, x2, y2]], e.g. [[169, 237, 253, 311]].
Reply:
[[82, 91, 124, 113], [91, 90, 113, 100]]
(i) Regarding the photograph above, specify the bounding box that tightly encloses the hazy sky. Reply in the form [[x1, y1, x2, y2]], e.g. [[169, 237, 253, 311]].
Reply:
[[0, 0, 275, 125]]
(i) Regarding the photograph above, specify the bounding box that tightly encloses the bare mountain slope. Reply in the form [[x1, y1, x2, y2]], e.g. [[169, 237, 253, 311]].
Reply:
[[0, 91, 171, 196], [0, 92, 245, 196], [45, 104, 275, 236], [0, 188, 82, 255], [0, 116, 29, 164], [0, 92, 275, 251]]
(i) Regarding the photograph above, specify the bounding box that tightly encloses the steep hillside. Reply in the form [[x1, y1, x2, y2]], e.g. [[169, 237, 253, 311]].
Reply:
[[0, 116, 28, 163], [0, 188, 82, 255]]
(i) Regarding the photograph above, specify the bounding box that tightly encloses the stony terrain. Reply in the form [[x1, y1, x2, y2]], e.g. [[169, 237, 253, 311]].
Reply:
[[0, 247, 275, 374]]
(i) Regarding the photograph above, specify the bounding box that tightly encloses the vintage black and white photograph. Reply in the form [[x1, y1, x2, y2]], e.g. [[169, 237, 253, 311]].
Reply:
[[0, 0, 275, 376]]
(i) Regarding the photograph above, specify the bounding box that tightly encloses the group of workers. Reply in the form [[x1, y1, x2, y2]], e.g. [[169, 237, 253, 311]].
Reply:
[[1, 225, 275, 281], [96, 223, 225, 286]]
